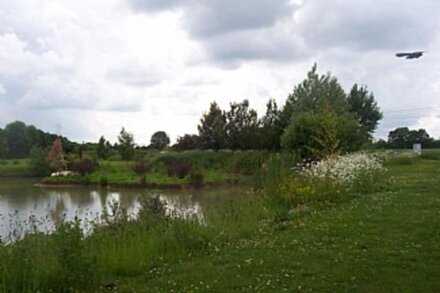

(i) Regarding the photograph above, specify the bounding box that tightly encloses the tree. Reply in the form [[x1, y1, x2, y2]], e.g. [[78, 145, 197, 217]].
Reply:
[[3, 121, 31, 158], [278, 64, 374, 155], [388, 127, 432, 148], [225, 99, 260, 150], [0, 129, 9, 158], [150, 131, 170, 150], [45, 138, 67, 171], [259, 99, 280, 150], [347, 84, 383, 137], [117, 127, 135, 160], [173, 134, 200, 151], [29, 146, 51, 176], [281, 106, 342, 159], [96, 136, 110, 159], [198, 102, 227, 150]]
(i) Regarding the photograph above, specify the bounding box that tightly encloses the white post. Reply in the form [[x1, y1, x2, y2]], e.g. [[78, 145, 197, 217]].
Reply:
[[413, 143, 422, 155]]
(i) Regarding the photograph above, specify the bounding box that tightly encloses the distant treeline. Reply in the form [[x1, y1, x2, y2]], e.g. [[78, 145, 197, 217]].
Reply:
[[2, 65, 437, 161], [0, 121, 76, 159], [376, 127, 440, 149]]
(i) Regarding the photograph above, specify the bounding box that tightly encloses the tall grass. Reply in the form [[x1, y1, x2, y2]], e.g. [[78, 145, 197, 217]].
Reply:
[[0, 193, 266, 292]]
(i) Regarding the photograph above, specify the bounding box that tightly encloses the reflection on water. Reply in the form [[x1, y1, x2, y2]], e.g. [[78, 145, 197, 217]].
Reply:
[[0, 178, 242, 242]]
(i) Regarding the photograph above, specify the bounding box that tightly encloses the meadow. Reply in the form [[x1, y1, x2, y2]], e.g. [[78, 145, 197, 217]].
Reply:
[[0, 150, 440, 292]]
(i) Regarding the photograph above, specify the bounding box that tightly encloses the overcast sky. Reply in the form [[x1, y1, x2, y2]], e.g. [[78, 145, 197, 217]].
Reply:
[[1, 0, 440, 144]]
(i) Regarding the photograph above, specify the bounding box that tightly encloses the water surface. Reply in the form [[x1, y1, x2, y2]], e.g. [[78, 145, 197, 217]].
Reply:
[[0, 178, 242, 242]]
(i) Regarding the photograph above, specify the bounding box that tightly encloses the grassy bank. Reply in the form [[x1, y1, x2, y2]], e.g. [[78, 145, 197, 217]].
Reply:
[[0, 159, 34, 177], [42, 150, 271, 188], [1, 153, 440, 291]]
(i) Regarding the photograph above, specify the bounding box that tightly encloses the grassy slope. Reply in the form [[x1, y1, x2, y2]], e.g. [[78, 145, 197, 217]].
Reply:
[[116, 158, 440, 292], [0, 159, 33, 177]]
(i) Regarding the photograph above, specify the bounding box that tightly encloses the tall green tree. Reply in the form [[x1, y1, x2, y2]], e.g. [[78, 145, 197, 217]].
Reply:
[[117, 127, 135, 160], [3, 121, 31, 158], [150, 131, 170, 150], [198, 102, 227, 150], [279, 64, 379, 156], [225, 99, 260, 150], [96, 136, 110, 159], [260, 98, 280, 150], [347, 84, 383, 137]]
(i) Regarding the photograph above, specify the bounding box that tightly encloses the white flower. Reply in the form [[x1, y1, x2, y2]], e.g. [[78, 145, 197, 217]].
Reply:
[[301, 152, 386, 183]]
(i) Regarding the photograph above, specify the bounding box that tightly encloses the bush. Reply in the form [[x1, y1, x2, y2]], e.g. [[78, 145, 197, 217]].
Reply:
[[100, 176, 108, 187], [70, 159, 96, 176], [167, 161, 192, 179], [132, 160, 151, 175], [189, 168, 204, 188]]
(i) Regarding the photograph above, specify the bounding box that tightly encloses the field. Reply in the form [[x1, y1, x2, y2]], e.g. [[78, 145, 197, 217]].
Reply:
[[1, 151, 440, 291]]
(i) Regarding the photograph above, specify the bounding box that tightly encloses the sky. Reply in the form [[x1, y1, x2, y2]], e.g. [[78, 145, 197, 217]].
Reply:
[[1, 0, 440, 144]]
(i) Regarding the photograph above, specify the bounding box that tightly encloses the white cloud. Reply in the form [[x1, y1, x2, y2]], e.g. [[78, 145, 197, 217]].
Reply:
[[1, 0, 440, 143]]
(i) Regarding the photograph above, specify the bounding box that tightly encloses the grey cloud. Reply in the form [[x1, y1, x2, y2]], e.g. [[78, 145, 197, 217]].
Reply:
[[129, 0, 293, 37], [129, 0, 183, 12], [129, 0, 299, 64], [181, 0, 293, 38], [297, 0, 440, 52], [202, 28, 306, 66]]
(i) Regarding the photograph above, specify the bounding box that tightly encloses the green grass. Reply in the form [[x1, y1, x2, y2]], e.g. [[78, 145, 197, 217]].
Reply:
[[42, 150, 269, 187], [0, 159, 33, 177], [1, 156, 440, 291], [113, 157, 440, 292]]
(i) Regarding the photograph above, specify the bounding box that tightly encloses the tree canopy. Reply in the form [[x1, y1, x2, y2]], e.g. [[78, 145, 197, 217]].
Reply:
[[150, 131, 170, 150], [117, 127, 135, 160]]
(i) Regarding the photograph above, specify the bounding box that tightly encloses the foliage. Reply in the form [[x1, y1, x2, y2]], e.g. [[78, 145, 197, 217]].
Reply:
[[173, 134, 200, 151], [225, 99, 260, 150], [117, 127, 135, 160], [282, 105, 342, 159], [96, 136, 111, 159], [150, 131, 170, 150], [29, 146, 51, 176], [278, 65, 381, 154], [132, 160, 151, 175], [189, 168, 205, 187], [45, 138, 67, 171], [132, 160, 151, 186], [347, 84, 383, 136], [198, 102, 227, 150], [167, 160, 192, 179], [259, 98, 280, 150], [70, 159, 97, 176], [3, 121, 31, 158], [387, 127, 433, 148], [0, 121, 76, 159]]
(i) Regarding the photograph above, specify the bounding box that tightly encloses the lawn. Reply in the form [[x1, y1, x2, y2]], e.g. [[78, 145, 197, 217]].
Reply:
[[115, 157, 440, 292]]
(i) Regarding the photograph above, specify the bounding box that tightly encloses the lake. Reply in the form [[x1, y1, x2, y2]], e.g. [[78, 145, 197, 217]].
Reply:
[[0, 178, 242, 242]]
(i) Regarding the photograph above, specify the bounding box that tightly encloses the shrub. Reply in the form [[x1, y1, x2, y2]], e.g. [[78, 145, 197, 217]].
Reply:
[[70, 159, 96, 176], [100, 176, 108, 187], [189, 168, 204, 188], [167, 161, 192, 179], [132, 160, 151, 175], [132, 160, 151, 186]]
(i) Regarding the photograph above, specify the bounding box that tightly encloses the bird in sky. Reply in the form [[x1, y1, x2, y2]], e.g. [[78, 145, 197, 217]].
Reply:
[[395, 51, 426, 59]]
